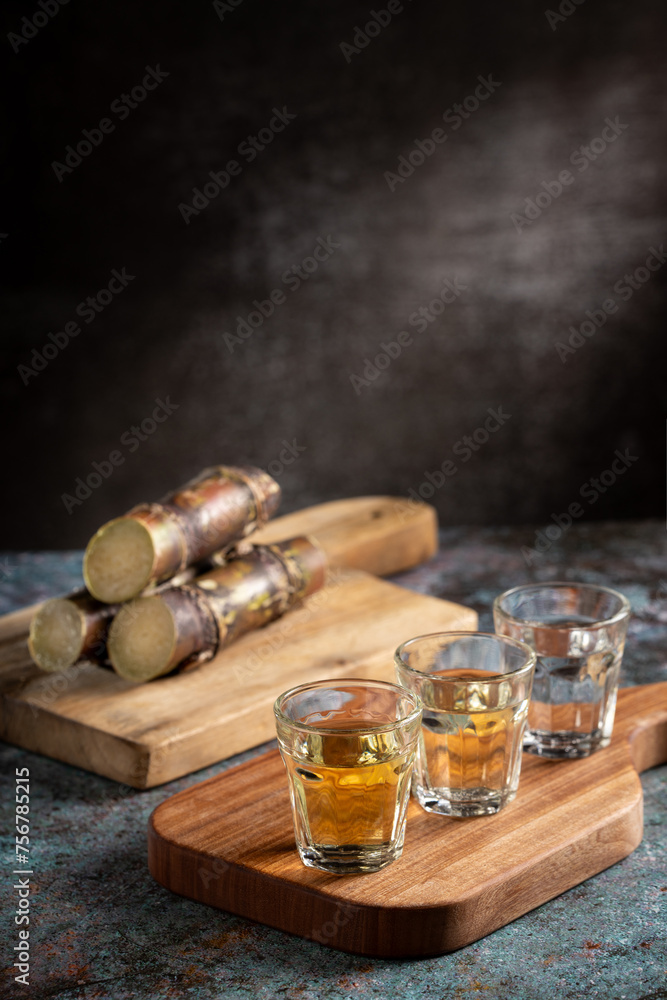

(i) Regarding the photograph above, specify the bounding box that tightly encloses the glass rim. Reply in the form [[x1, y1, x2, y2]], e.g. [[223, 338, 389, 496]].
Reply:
[[394, 630, 536, 682], [493, 581, 631, 630], [273, 677, 422, 735]]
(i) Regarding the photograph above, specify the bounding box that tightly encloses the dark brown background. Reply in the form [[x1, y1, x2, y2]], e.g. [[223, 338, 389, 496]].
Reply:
[[3, 0, 666, 548]]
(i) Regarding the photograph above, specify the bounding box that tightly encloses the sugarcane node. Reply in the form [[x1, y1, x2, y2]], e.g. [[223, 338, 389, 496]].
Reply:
[[106, 536, 327, 684], [83, 466, 281, 604]]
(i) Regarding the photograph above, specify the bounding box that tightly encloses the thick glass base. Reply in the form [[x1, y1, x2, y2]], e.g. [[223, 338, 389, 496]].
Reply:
[[414, 784, 516, 818], [297, 842, 402, 875], [523, 729, 609, 759]]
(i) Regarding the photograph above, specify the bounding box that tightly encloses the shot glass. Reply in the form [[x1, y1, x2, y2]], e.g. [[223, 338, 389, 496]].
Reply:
[[274, 678, 422, 874], [395, 632, 536, 818], [493, 582, 631, 759]]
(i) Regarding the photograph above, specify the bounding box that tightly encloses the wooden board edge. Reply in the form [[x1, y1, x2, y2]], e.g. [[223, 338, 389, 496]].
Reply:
[[145, 727, 647, 956], [434, 785, 645, 955], [146, 813, 394, 956], [0, 696, 151, 788], [147, 784, 645, 957]]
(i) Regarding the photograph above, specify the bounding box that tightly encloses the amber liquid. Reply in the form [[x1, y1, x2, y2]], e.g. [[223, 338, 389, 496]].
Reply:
[[282, 726, 414, 852], [417, 668, 528, 810]]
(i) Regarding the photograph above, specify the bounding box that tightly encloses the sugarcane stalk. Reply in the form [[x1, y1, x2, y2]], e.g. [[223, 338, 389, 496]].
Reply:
[[27, 560, 217, 674], [107, 536, 327, 683], [83, 466, 280, 604], [28, 591, 115, 673]]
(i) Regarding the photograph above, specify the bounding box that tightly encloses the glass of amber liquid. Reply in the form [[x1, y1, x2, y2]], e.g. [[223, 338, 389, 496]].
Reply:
[[395, 632, 536, 818], [274, 679, 422, 874]]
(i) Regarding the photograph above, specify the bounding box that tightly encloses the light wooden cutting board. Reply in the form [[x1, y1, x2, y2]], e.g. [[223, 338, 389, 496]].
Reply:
[[0, 497, 477, 787], [148, 682, 667, 956]]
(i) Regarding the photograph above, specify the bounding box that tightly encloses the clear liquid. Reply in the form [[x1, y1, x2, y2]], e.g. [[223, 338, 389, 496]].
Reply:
[[414, 668, 529, 817], [525, 613, 622, 756]]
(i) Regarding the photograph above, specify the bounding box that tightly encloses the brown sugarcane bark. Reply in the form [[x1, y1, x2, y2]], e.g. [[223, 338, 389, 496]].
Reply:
[[28, 562, 213, 673], [83, 466, 281, 604], [107, 536, 327, 683]]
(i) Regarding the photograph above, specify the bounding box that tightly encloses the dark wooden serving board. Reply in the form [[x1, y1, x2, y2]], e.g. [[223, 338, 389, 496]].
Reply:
[[148, 682, 667, 957], [0, 497, 477, 787]]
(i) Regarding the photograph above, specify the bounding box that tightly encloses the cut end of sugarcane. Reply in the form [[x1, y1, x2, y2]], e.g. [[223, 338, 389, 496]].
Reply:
[[84, 517, 156, 604], [108, 597, 177, 683], [28, 599, 85, 672]]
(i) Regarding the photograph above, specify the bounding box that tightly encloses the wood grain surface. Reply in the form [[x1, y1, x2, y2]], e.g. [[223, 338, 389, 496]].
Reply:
[[147, 682, 667, 957], [251, 495, 438, 577], [0, 497, 474, 787]]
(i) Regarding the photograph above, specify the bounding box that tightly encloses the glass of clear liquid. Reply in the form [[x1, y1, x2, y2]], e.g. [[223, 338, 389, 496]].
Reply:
[[395, 632, 536, 817], [494, 582, 631, 759], [274, 679, 422, 874]]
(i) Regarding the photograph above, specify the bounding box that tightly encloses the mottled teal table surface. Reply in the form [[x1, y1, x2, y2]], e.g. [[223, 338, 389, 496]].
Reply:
[[1, 522, 666, 1000]]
